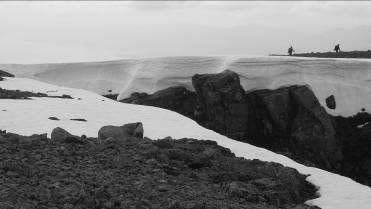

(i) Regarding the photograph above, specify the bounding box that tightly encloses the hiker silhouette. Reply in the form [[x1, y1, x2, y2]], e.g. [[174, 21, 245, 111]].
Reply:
[[288, 46, 294, 56], [334, 44, 341, 53]]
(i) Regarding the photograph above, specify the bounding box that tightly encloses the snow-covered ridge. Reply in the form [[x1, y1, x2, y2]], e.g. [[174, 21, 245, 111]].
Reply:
[[2, 56, 371, 116], [0, 77, 370, 209]]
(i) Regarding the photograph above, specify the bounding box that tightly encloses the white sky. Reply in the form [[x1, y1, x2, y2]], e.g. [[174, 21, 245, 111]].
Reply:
[[1, 1, 371, 63]]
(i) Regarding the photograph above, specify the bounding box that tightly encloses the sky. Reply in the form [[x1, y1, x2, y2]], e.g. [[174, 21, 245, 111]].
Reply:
[[1, 1, 371, 64]]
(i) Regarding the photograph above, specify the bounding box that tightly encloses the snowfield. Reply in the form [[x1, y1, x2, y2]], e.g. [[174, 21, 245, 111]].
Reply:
[[2, 56, 371, 117], [0, 77, 370, 209]]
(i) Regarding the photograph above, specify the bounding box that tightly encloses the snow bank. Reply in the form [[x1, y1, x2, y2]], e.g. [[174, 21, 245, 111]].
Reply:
[[0, 77, 370, 209], [2, 56, 371, 117]]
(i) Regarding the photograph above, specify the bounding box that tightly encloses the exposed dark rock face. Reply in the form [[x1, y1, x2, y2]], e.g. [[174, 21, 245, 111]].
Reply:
[[245, 86, 342, 171], [0, 70, 14, 78], [0, 126, 319, 209], [333, 112, 371, 186], [121, 86, 198, 119], [325, 95, 336, 109], [0, 88, 74, 99], [121, 70, 371, 186], [192, 70, 249, 139]]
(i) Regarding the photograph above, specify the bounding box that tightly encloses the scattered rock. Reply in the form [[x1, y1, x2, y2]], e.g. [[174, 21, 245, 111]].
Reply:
[[98, 122, 144, 140], [0, 127, 319, 209], [48, 116, 60, 121], [70, 118, 87, 122], [325, 95, 336, 109]]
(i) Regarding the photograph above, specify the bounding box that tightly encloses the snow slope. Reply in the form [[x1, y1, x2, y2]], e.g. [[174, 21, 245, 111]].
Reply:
[[2, 56, 371, 117], [0, 77, 370, 209]]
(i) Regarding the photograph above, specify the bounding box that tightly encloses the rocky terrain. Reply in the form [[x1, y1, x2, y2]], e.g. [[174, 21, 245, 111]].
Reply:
[[0, 123, 318, 209], [0, 88, 73, 100], [0, 70, 14, 81], [271, 50, 371, 59], [121, 70, 371, 186]]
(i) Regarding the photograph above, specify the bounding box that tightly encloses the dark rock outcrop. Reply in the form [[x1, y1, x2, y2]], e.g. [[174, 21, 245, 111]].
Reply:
[[333, 112, 371, 185], [0, 88, 74, 99], [102, 93, 119, 100], [98, 122, 144, 140], [192, 70, 249, 139], [120, 70, 370, 186], [0, 127, 319, 209], [325, 95, 336, 109], [70, 118, 87, 122], [191, 71, 342, 171], [245, 86, 342, 170], [0, 70, 14, 78], [121, 86, 198, 119]]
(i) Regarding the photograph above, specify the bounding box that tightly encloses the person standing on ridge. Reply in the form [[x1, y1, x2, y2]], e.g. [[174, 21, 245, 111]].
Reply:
[[288, 46, 294, 56], [334, 44, 341, 53]]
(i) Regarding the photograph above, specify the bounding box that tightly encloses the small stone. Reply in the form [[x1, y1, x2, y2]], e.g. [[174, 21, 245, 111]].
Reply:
[[48, 116, 60, 121]]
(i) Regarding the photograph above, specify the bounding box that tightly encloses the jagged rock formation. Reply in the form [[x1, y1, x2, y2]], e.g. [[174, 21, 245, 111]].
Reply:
[[0, 126, 318, 209], [192, 70, 249, 139], [121, 70, 371, 186]]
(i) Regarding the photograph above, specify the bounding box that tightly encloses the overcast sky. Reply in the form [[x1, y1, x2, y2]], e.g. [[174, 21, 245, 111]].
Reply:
[[1, 1, 371, 64]]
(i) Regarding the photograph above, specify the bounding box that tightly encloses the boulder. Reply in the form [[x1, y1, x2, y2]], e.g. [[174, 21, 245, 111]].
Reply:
[[51, 127, 82, 143], [98, 122, 143, 140], [325, 95, 336, 109]]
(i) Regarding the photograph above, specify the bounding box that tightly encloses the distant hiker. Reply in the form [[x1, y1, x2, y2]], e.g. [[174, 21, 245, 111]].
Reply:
[[288, 46, 294, 56], [334, 44, 341, 53]]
